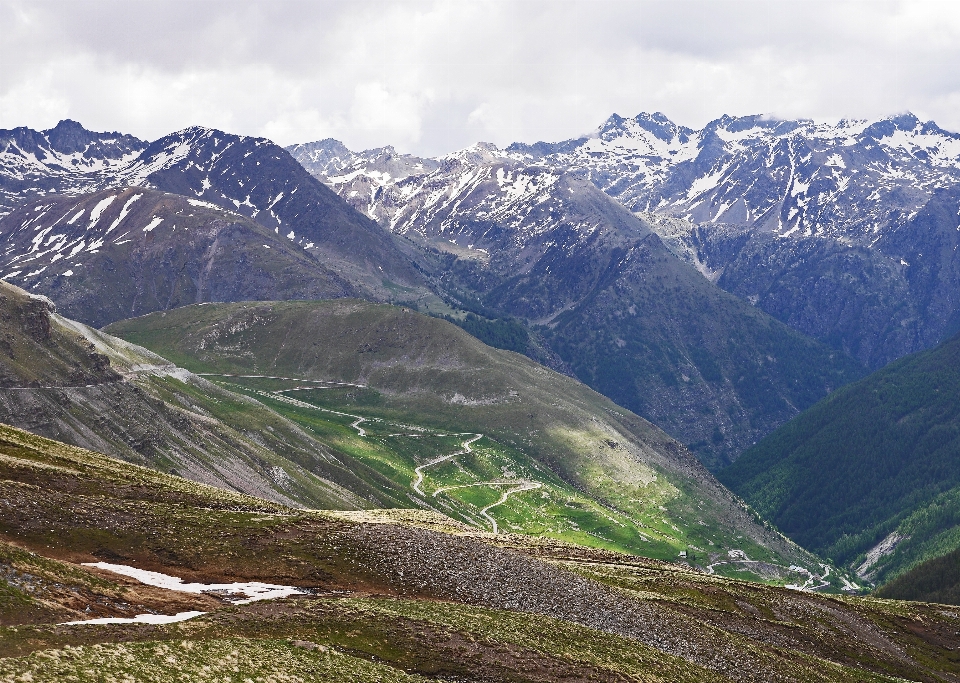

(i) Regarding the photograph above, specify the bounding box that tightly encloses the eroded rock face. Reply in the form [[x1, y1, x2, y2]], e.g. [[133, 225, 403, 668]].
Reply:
[[0, 281, 121, 388], [18, 298, 52, 344]]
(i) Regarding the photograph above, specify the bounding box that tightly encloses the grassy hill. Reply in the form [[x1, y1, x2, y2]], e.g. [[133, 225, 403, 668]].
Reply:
[[0, 280, 415, 510], [104, 299, 839, 584], [2, 422, 960, 680], [718, 330, 960, 585]]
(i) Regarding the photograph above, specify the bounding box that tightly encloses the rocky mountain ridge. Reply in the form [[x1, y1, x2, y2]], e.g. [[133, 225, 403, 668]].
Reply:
[[0, 121, 433, 307], [0, 119, 146, 216], [293, 112, 960, 370], [509, 112, 960, 368], [0, 187, 356, 327]]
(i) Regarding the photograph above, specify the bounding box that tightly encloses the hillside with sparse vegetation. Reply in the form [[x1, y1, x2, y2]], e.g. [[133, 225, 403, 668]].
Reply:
[[1, 422, 960, 681]]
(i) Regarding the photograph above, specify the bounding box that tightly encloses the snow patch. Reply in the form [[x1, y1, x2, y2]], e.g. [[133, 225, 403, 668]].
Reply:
[[82, 562, 307, 604], [86, 195, 117, 229], [142, 216, 163, 232], [188, 198, 220, 210], [60, 611, 205, 626], [106, 193, 142, 234]]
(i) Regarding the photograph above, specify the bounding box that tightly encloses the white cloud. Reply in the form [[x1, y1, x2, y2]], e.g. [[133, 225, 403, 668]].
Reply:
[[3, 0, 960, 154]]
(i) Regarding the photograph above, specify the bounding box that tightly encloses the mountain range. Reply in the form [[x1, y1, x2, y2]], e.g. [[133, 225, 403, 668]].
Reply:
[[7, 113, 960, 472], [295, 111, 960, 372], [511, 112, 960, 370], [5, 106, 960, 676], [0, 120, 433, 308], [4, 113, 960, 550], [0, 119, 868, 470], [289, 136, 865, 469]]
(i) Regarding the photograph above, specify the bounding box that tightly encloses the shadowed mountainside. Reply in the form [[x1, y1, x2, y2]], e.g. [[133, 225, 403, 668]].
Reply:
[[719, 330, 960, 586]]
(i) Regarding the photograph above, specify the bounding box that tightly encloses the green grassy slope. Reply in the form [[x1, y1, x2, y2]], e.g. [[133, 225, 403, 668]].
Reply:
[[718, 331, 960, 585], [105, 299, 849, 586], [0, 280, 415, 510], [2, 422, 960, 681]]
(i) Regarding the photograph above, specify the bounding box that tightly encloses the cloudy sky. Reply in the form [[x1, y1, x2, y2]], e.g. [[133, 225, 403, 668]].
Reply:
[[2, 0, 960, 155]]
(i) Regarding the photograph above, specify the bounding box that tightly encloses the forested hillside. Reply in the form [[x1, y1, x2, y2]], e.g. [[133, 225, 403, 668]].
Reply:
[[719, 331, 960, 584]]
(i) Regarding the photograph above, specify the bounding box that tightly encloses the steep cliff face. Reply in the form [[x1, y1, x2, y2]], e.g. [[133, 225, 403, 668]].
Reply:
[[0, 281, 120, 387]]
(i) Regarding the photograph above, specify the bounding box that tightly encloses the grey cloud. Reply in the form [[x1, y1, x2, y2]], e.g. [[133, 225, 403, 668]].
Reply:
[[2, 0, 960, 155]]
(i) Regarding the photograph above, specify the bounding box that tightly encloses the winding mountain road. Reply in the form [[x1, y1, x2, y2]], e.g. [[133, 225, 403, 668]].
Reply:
[[412, 434, 483, 496], [209, 374, 545, 535], [479, 482, 543, 533]]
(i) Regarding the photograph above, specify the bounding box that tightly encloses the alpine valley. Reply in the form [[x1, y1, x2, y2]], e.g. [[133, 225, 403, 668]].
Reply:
[[2, 120, 867, 470], [3, 110, 960, 680]]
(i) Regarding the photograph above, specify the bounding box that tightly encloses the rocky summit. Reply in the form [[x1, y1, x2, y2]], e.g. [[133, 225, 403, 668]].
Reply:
[[295, 112, 960, 371]]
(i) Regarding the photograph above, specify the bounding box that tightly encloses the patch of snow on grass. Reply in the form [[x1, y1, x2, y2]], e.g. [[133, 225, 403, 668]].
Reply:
[[83, 562, 307, 604], [60, 611, 206, 626]]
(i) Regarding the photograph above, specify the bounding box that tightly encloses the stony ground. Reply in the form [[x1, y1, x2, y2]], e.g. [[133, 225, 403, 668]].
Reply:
[[1, 423, 960, 682]]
